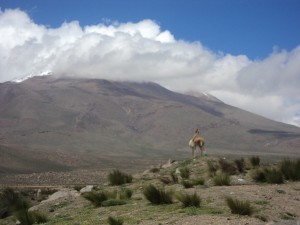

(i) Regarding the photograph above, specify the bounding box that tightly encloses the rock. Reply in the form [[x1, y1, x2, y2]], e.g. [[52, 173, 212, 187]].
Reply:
[[161, 159, 175, 169], [43, 188, 79, 203], [80, 185, 94, 194], [37, 189, 41, 198]]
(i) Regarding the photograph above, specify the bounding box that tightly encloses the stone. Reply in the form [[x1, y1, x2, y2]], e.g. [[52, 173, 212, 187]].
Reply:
[[79, 185, 94, 194]]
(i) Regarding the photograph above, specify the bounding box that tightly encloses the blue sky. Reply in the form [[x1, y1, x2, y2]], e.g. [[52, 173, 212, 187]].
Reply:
[[0, 0, 300, 127], [1, 0, 300, 59]]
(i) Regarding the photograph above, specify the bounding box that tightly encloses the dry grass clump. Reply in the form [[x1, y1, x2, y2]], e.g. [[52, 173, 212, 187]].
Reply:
[[226, 196, 254, 216], [108, 169, 133, 185], [143, 185, 173, 205], [219, 158, 237, 175], [176, 192, 201, 208], [213, 173, 230, 186], [234, 158, 245, 173], [280, 158, 300, 181], [0, 187, 47, 225], [251, 167, 283, 184], [108, 216, 123, 225], [249, 156, 260, 167], [179, 167, 190, 179]]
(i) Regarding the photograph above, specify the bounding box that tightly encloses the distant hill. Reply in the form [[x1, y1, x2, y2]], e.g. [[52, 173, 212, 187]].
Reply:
[[0, 76, 300, 174]]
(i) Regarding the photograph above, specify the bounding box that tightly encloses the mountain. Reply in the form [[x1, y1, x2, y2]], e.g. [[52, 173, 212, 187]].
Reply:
[[0, 76, 300, 174]]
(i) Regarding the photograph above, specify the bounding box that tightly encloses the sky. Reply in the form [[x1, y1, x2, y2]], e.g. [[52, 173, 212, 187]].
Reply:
[[0, 0, 300, 127]]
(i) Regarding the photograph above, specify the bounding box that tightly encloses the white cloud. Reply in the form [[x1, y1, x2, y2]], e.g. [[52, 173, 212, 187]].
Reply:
[[0, 9, 300, 127]]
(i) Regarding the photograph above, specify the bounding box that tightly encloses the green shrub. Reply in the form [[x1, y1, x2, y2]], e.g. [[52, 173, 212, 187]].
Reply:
[[251, 168, 266, 182], [108, 169, 133, 186], [179, 167, 190, 179], [120, 188, 133, 199], [265, 168, 284, 184], [29, 211, 48, 224], [101, 199, 126, 207], [235, 158, 245, 173], [181, 180, 194, 188], [213, 173, 230, 186], [143, 185, 173, 205], [219, 158, 237, 175], [108, 216, 123, 225], [252, 167, 283, 184], [250, 156, 260, 167], [177, 192, 201, 208], [280, 158, 300, 181], [0, 187, 29, 218], [226, 196, 253, 216], [207, 161, 218, 177], [83, 192, 107, 207]]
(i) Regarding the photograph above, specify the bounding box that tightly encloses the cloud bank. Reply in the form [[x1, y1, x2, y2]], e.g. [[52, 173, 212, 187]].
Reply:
[[0, 9, 300, 127]]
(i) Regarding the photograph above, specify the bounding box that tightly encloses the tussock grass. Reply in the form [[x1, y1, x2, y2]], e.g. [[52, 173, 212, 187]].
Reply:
[[265, 168, 284, 184], [225, 197, 253, 216], [83, 192, 107, 207], [251, 167, 283, 184], [207, 161, 218, 177], [234, 158, 245, 173], [179, 167, 190, 179], [249, 156, 260, 167], [143, 185, 173, 205], [16, 209, 48, 225], [83, 188, 132, 207], [108, 216, 123, 225], [108, 169, 133, 186], [280, 158, 300, 181], [213, 173, 230, 186], [181, 180, 194, 189], [219, 158, 237, 175], [177, 192, 201, 208]]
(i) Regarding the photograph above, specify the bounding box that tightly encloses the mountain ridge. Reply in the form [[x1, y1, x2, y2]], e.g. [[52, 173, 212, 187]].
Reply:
[[0, 76, 299, 174]]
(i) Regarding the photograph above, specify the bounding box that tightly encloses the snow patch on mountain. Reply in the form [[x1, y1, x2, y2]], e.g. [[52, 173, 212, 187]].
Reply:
[[12, 71, 53, 83]]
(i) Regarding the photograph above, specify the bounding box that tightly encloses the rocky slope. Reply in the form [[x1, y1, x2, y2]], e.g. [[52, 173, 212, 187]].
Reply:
[[0, 156, 299, 225], [0, 76, 300, 174]]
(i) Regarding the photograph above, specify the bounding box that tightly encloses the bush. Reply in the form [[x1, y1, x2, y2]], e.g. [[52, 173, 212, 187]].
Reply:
[[179, 167, 190, 179], [108, 216, 123, 225], [226, 196, 253, 216], [207, 161, 218, 177], [280, 158, 300, 181], [235, 158, 245, 173], [108, 170, 133, 186], [252, 167, 283, 184], [83, 192, 107, 207], [177, 192, 201, 208], [251, 168, 266, 182], [213, 173, 230, 186], [265, 168, 284, 184], [250, 156, 260, 167], [143, 185, 173, 205], [0, 187, 29, 219], [181, 180, 194, 189], [219, 158, 237, 175]]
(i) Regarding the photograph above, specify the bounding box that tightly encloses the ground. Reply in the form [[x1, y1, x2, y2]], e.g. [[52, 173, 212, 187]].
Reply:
[[0, 156, 300, 225]]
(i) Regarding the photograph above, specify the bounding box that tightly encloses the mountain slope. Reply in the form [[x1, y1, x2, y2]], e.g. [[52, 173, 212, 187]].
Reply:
[[0, 76, 299, 174]]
